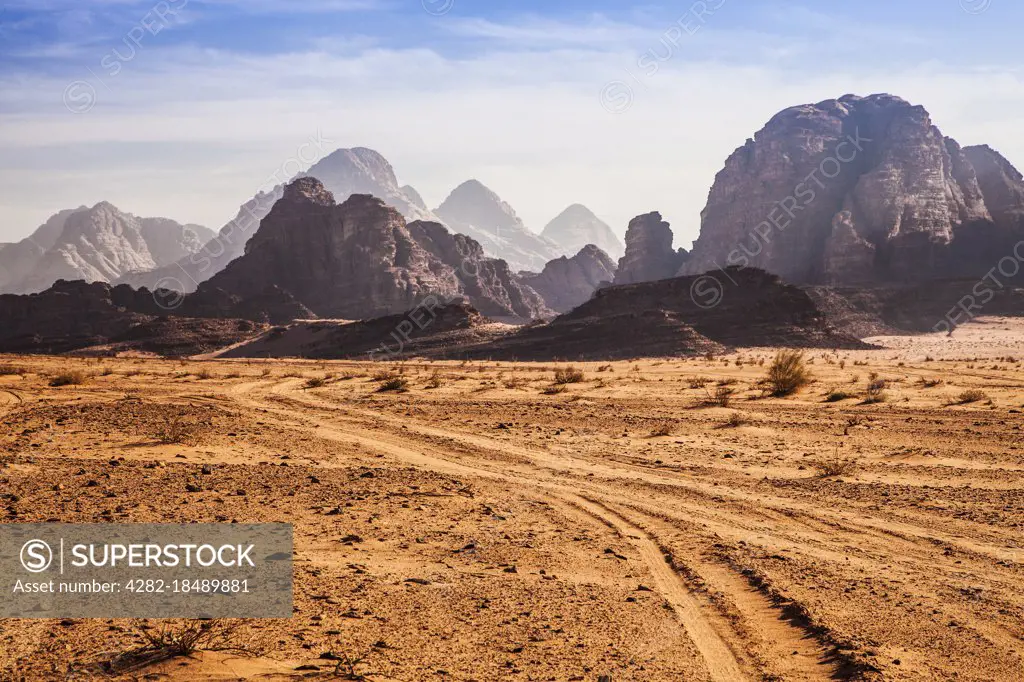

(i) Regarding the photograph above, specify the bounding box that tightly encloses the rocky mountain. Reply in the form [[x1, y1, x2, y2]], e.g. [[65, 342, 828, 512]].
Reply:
[[188, 177, 548, 324], [682, 93, 1024, 285], [434, 180, 561, 272], [613, 212, 689, 286], [2, 204, 213, 294], [541, 204, 624, 260], [521, 244, 617, 313], [116, 147, 435, 293], [0, 208, 85, 291]]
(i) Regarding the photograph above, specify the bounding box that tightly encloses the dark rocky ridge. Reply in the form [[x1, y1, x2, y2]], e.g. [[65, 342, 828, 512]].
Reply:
[[189, 177, 548, 324], [682, 94, 1024, 286]]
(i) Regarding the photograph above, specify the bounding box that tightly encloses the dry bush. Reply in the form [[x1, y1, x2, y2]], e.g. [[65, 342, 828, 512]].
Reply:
[[104, 620, 259, 674], [541, 384, 569, 395], [956, 389, 988, 404], [425, 370, 445, 389], [553, 366, 585, 384], [304, 376, 328, 389], [0, 364, 27, 376], [260, 367, 273, 377], [764, 350, 810, 397], [154, 415, 200, 445], [49, 370, 88, 387], [687, 376, 709, 389], [372, 369, 398, 382], [195, 367, 214, 380], [863, 379, 888, 404], [723, 412, 747, 428], [596, 364, 613, 372], [503, 376, 528, 389], [100, 366, 115, 376], [815, 456, 858, 478], [703, 385, 734, 407], [918, 377, 944, 388], [377, 377, 409, 392]]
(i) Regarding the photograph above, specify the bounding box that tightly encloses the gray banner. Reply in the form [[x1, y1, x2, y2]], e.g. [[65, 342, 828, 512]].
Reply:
[[0, 524, 292, 618]]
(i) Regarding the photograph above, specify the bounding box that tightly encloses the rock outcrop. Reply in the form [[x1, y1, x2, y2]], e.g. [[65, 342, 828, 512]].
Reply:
[[117, 147, 435, 293], [521, 244, 617, 313], [3, 204, 213, 294], [541, 204, 624, 259], [191, 178, 548, 324], [613, 212, 688, 285], [434, 180, 561, 272], [682, 93, 1024, 285]]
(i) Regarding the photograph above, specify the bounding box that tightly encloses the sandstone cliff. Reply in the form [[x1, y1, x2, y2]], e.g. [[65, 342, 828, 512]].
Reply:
[[613, 212, 688, 286], [191, 178, 548, 324], [682, 93, 1024, 285]]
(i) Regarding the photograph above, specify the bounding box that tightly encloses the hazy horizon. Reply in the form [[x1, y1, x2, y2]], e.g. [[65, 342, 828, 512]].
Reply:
[[2, 0, 1022, 250]]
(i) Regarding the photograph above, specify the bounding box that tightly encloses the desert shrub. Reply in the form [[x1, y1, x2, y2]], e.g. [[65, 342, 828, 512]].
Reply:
[[764, 350, 810, 397], [425, 370, 445, 389], [261, 367, 273, 377], [154, 415, 199, 445], [956, 389, 988, 404], [503, 376, 528, 389], [723, 412, 747, 428], [814, 456, 858, 478], [717, 378, 738, 386], [553, 366, 585, 384], [705, 385, 734, 407], [195, 367, 214, 380], [49, 370, 88, 387], [377, 377, 409, 392], [107, 620, 258, 674], [918, 377, 944, 388], [687, 376, 709, 389], [825, 390, 854, 403], [304, 376, 327, 389], [863, 379, 888, 404], [0, 364, 27, 376], [597, 364, 613, 372], [541, 384, 568, 395], [372, 369, 398, 382]]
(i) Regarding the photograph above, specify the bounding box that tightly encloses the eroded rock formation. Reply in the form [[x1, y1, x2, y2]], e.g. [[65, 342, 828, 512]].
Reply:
[[613, 212, 688, 286], [521, 244, 617, 313], [682, 93, 1024, 285]]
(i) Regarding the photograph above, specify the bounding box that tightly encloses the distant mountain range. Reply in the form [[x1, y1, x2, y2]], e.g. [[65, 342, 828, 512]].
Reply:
[[0, 204, 212, 294]]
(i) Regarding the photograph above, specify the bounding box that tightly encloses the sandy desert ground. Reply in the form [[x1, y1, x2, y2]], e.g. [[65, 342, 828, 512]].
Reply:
[[1, 317, 1023, 681]]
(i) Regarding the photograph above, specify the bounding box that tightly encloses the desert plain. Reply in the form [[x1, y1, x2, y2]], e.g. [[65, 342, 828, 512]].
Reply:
[[1, 317, 1023, 681]]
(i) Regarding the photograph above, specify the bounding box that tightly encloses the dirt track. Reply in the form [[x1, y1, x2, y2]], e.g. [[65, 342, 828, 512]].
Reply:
[[1, 318, 1023, 680]]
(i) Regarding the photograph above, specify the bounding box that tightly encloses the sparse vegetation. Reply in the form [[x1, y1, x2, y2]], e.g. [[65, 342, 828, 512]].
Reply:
[[918, 377, 944, 388], [704, 385, 734, 407], [304, 376, 328, 389], [377, 377, 410, 392], [154, 415, 200, 445], [723, 412, 747, 428], [649, 421, 674, 437], [814, 455, 858, 478], [0, 364, 27, 376], [553, 366, 585, 384], [956, 389, 988, 404], [48, 370, 88, 387], [542, 384, 569, 395], [106, 620, 259, 674], [764, 350, 811, 397], [687, 376, 709, 389], [195, 367, 214, 380], [425, 370, 445, 389], [863, 379, 888, 404]]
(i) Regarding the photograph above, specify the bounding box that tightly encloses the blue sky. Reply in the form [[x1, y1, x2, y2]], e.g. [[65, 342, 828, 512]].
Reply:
[[1, 0, 1022, 246]]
